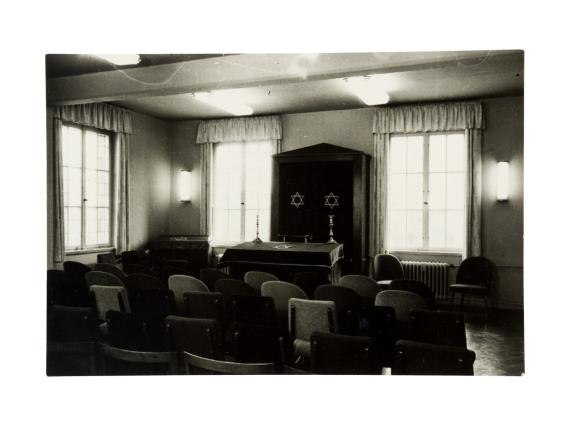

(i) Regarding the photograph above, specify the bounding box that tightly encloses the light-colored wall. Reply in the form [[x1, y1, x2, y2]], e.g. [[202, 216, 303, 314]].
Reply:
[[166, 96, 524, 309], [46, 108, 172, 268], [168, 121, 202, 235]]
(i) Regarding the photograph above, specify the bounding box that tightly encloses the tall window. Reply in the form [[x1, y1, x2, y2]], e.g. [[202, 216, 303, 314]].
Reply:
[[62, 123, 112, 251], [387, 132, 466, 252], [211, 140, 272, 243]]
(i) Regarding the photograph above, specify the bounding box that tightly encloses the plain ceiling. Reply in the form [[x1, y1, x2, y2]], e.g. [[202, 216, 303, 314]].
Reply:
[[45, 51, 524, 121]]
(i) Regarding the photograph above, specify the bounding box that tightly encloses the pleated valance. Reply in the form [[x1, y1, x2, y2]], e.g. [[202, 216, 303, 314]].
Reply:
[[54, 103, 133, 134], [373, 102, 484, 134], [196, 115, 282, 144]]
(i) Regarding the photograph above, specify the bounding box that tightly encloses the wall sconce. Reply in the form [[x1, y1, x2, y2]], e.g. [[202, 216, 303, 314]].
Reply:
[[497, 161, 509, 201], [179, 170, 192, 203]]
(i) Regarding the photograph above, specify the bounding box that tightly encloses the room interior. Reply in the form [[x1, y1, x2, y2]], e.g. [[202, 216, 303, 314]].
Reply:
[[45, 51, 524, 375]]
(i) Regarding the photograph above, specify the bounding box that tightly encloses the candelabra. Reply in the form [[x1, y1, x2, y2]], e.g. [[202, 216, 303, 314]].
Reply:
[[327, 214, 337, 243], [252, 214, 262, 243]]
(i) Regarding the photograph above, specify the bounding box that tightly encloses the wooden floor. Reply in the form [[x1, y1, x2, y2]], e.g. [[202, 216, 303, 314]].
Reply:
[[462, 307, 525, 376]]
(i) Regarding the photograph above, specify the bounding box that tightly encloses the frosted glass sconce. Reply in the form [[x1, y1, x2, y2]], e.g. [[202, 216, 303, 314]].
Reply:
[[497, 161, 509, 201], [179, 170, 192, 203]]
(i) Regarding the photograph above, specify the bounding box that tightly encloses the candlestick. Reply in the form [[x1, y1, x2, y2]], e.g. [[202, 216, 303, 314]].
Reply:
[[327, 214, 337, 243], [253, 214, 262, 243]]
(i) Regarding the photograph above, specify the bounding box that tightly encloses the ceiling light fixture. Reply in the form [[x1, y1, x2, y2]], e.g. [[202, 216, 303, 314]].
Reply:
[[193, 91, 253, 116], [94, 54, 141, 66], [344, 75, 390, 105]]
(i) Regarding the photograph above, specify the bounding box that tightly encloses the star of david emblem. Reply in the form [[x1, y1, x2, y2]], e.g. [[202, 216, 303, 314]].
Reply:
[[290, 191, 305, 208], [324, 192, 340, 209]]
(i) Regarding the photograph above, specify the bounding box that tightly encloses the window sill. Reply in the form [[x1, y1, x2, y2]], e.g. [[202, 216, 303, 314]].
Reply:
[[65, 247, 115, 256]]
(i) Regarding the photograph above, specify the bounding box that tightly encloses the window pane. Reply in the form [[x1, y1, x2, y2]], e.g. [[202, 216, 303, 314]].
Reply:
[[428, 172, 446, 210], [85, 131, 98, 170], [98, 134, 110, 171], [429, 135, 446, 172], [98, 171, 110, 207], [65, 207, 81, 248], [446, 133, 465, 172], [446, 211, 464, 249], [62, 126, 82, 167], [428, 210, 445, 249], [85, 169, 97, 207], [388, 211, 406, 249], [64, 166, 82, 207], [406, 136, 423, 173], [406, 211, 422, 248], [446, 173, 465, 210], [390, 137, 407, 173], [226, 210, 241, 242], [85, 207, 97, 245], [406, 173, 423, 209], [244, 141, 271, 211], [389, 174, 406, 210], [98, 208, 110, 245]]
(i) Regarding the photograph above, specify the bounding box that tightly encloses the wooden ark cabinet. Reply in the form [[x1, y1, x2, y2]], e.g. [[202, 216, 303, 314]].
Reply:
[[271, 143, 370, 274]]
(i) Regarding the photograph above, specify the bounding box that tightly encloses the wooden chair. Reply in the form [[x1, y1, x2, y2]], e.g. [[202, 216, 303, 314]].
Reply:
[[93, 263, 128, 283], [392, 339, 476, 375], [409, 309, 467, 347], [338, 274, 383, 307], [314, 285, 361, 335], [199, 268, 230, 292], [86, 271, 125, 287], [449, 256, 493, 317], [47, 305, 100, 375], [244, 270, 279, 295], [261, 281, 308, 331], [183, 351, 275, 375], [168, 275, 209, 315], [373, 254, 404, 286], [310, 331, 380, 375]]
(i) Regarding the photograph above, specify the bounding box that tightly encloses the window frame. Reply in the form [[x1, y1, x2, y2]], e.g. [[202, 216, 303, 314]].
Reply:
[[387, 131, 466, 255], [211, 140, 272, 245], [62, 122, 115, 254]]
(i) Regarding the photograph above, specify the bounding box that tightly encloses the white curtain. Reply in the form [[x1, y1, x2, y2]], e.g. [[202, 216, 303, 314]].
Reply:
[[371, 102, 484, 258], [53, 118, 65, 263], [53, 103, 132, 262], [196, 115, 282, 236]]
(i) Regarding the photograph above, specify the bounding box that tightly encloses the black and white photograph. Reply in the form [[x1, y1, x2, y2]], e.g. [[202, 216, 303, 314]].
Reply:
[[3, 1, 570, 426], [44, 51, 524, 377]]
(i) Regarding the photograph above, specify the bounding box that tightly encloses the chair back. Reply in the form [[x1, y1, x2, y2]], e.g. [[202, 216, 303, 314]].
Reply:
[[125, 273, 165, 293], [389, 279, 436, 308], [200, 268, 230, 292], [338, 274, 382, 305], [106, 310, 168, 351], [183, 291, 225, 324], [393, 339, 475, 375], [215, 279, 257, 297], [456, 256, 492, 287], [47, 269, 86, 307], [261, 281, 308, 330], [126, 263, 159, 277], [232, 322, 293, 365], [359, 305, 398, 367], [409, 309, 466, 347], [373, 254, 404, 281], [289, 298, 338, 359], [292, 271, 330, 299], [93, 263, 128, 283], [183, 351, 275, 375], [244, 270, 279, 295], [229, 295, 276, 327], [90, 285, 130, 321], [168, 275, 209, 314], [375, 290, 428, 324], [314, 285, 361, 335], [97, 251, 116, 265], [86, 271, 125, 287], [130, 289, 175, 319], [310, 331, 380, 374], [166, 315, 224, 359], [47, 305, 99, 342], [62, 261, 91, 305]]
